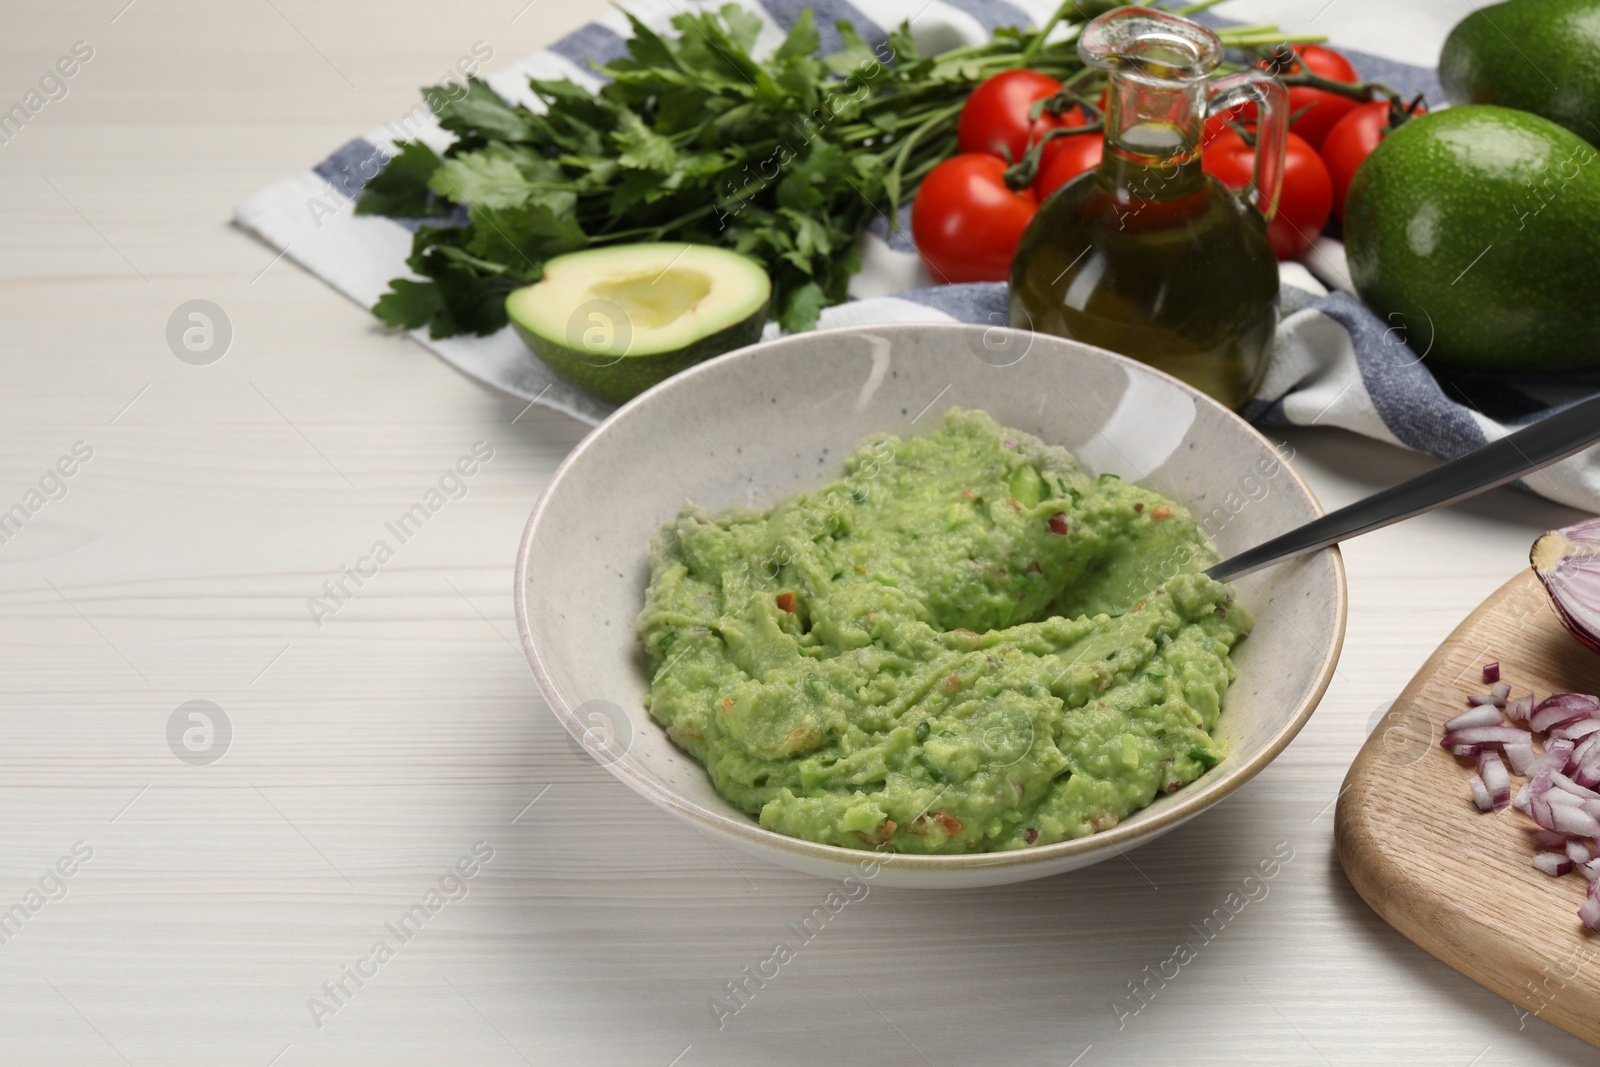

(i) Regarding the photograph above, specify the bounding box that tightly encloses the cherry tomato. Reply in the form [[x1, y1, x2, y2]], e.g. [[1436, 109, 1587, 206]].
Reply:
[[1320, 100, 1424, 222], [1034, 133, 1104, 200], [1202, 126, 1332, 259], [912, 153, 1038, 283], [1260, 44, 1362, 150], [958, 70, 1084, 163]]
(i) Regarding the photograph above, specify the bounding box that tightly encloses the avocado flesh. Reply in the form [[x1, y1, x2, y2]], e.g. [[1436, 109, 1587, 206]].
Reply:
[[506, 243, 771, 405], [1440, 0, 1600, 146]]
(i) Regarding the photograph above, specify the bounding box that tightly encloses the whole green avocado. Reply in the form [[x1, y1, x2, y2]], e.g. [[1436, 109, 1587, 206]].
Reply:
[[1344, 106, 1600, 374], [1440, 0, 1600, 145]]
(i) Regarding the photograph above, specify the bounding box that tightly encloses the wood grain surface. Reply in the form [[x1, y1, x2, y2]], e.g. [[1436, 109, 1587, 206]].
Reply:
[[1337, 570, 1600, 1049]]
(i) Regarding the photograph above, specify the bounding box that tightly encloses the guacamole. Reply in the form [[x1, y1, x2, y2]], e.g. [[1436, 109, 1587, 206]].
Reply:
[[637, 409, 1251, 854]]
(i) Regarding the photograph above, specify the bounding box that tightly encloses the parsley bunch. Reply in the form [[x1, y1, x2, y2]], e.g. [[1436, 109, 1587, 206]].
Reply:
[[358, 4, 1094, 336], [358, 0, 1308, 337]]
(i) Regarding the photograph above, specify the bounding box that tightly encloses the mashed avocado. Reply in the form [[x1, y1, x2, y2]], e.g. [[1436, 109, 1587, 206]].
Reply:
[[637, 409, 1251, 854]]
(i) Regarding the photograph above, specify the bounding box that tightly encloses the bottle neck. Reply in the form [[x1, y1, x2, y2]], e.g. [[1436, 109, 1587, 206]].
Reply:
[[1099, 70, 1206, 201]]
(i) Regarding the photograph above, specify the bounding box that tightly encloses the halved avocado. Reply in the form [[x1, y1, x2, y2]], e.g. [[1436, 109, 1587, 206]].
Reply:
[[506, 243, 771, 404]]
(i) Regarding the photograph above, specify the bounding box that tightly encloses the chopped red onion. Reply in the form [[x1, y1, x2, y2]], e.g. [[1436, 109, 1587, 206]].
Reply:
[[1581, 895, 1600, 931], [1491, 681, 1512, 703], [1506, 693, 1534, 723], [1573, 759, 1600, 790], [1544, 790, 1586, 811], [1528, 827, 1569, 847], [1442, 725, 1537, 748], [1444, 706, 1506, 731], [1504, 741, 1537, 775], [1568, 839, 1593, 864], [1573, 733, 1600, 768], [1583, 858, 1600, 883], [1550, 718, 1600, 741], [1468, 775, 1493, 812], [1513, 783, 1532, 813], [1535, 851, 1576, 876], [1483, 662, 1501, 684], [1468, 692, 1506, 708], [1530, 693, 1600, 733], [1479, 752, 1512, 811], [1545, 800, 1600, 837], [1529, 739, 1577, 778], [1547, 769, 1600, 799]]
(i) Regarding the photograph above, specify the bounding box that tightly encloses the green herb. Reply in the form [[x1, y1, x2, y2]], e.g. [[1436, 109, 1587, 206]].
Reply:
[[359, 0, 1318, 338]]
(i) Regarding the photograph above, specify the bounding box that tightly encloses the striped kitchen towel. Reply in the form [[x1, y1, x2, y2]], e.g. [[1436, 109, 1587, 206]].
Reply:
[[233, 0, 1600, 512]]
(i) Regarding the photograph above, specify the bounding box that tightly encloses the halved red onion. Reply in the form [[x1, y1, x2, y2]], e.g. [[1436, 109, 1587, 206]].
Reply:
[[1506, 693, 1534, 723], [1468, 774, 1493, 812], [1483, 662, 1501, 684], [1530, 694, 1600, 733], [1532, 518, 1600, 656], [1535, 851, 1576, 876], [1445, 706, 1506, 731], [1442, 725, 1538, 748]]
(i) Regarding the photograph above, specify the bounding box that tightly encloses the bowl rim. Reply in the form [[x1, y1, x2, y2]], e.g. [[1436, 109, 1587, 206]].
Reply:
[[513, 322, 1348, 873]]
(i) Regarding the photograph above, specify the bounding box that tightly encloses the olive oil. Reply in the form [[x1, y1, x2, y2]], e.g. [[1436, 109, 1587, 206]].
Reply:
[[1010, 155, 1279, 409], [1009, 7, 1289, 410]]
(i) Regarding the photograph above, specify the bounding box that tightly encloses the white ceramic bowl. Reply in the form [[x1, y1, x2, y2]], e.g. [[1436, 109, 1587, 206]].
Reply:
[[514, 324, 1346, 888]]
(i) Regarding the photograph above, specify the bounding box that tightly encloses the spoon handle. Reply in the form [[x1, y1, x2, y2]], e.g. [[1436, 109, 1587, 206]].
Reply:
[[1207, 393, 1600, 583]]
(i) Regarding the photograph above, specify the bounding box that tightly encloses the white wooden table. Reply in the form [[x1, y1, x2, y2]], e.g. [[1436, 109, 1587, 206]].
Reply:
[[3, 0, 1593, 1063]]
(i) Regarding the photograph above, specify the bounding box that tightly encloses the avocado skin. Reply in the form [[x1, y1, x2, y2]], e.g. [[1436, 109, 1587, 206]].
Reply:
[[1440, 0, 1600, 145], [1344, 106, 1600, 374], [513, 302, 769, 406]]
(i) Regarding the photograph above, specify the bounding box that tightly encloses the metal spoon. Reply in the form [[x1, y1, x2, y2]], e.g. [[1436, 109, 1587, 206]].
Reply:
[[1207, 393, 1600, 582]]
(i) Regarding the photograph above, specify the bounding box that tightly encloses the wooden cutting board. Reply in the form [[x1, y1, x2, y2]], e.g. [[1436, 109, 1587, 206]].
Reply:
[[1337, 569, 1600, 1047]]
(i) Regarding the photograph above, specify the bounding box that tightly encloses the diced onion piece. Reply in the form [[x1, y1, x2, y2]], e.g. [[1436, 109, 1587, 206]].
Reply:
[[1548, 769, 1600, 799], [1535, 851, 1576, 876], [1550, 718, 1600, 741], [1530, 739, 1577, 778], [1491, 681, 1512, 702], [1582, 858, 1600, 883], [1468, 775, 1493, 812], [1528, 828, 1569, 848], [1442, 725, 1537, 747], [1445, 706, 1506, 731], [1506, 693, 1534, 723], [1550, 802, 1600, 837], [1483, 662, 1501, 684], [1530, 693, 1600, 733], [1479, 752, 1512, 812], [1504, 741, 1537, 775], [1580, 895, 1600, 931], [1568, 839, 1593, 864]]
